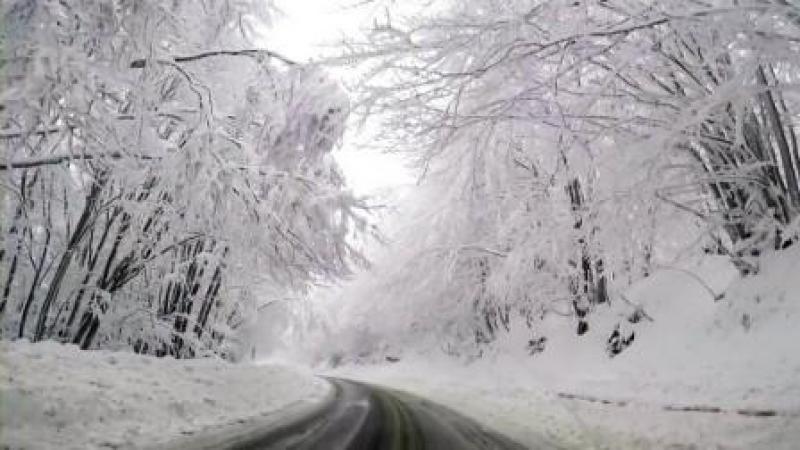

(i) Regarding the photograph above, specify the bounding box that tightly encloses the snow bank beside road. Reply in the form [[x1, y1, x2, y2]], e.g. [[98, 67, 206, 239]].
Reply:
[[335, 352, 800, 450], [333, 249, 800, 449], [0, 341, 330, 449]]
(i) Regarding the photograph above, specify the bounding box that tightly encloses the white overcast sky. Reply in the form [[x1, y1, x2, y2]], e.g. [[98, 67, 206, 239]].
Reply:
[[265, 0, 414, 196]]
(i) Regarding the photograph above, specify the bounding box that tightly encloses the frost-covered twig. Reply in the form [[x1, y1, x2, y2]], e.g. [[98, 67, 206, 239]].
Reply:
[[653, 265, 725, 302]]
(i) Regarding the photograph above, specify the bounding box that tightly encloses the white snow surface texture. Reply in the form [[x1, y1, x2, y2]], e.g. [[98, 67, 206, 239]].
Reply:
[[0, 341, 329, 449], [332, 248, 800, 449]]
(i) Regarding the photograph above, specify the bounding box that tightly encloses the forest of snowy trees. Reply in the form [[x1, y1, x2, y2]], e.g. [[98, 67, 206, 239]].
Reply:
[[318, 0, 800, 359], [2, 0, 799, 363], [0, 0, 368, 360], [3, 3, 800, 449]]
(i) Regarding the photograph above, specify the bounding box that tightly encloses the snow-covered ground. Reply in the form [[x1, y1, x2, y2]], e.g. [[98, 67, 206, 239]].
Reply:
[[0, 341, 331, 449], [2, 250, 796, 450], [331, 247, 800, 449]]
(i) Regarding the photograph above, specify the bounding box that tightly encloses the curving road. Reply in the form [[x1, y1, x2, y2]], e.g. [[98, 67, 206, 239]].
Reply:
[[231, 377, 532, 450]]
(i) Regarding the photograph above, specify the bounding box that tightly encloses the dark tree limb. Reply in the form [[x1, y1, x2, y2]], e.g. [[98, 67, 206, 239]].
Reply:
[[129, 49, 297, 69]]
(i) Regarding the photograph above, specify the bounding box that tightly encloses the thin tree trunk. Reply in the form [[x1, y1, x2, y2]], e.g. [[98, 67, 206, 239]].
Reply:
[[62, 206, 122, 337], [757, 65, 800, 210], [33, 176, 104, 341], [17, 229, 50, 338]]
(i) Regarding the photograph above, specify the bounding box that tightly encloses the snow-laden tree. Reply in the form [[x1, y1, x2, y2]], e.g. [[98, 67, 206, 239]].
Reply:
[[0, 0, 367, 359], [332, 0, 800, 356]]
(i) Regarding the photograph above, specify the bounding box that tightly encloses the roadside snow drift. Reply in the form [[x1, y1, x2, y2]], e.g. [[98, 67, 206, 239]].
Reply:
[[331, 248, 800, 449], [0, 341, 330, 449]]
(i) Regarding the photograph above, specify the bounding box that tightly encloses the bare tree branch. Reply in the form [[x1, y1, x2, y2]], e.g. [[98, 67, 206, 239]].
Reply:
[[129, 49, 297, 69]]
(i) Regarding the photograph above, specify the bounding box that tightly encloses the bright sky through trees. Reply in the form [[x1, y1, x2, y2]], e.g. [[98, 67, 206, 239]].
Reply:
[[266, 0, 414, 196]]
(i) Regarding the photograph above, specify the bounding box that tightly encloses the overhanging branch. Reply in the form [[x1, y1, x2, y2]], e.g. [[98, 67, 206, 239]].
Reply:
[[0, 152, 159, 170], [130, 49, 297, 69]]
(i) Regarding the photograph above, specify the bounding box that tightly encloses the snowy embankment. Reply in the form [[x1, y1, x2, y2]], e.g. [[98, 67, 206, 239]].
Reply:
[[0, 341, 331, 449], [333, 247, 800, 449]]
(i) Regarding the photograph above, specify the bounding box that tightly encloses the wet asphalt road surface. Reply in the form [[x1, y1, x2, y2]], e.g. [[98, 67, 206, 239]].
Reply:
[[235, 377, 534, 450]]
